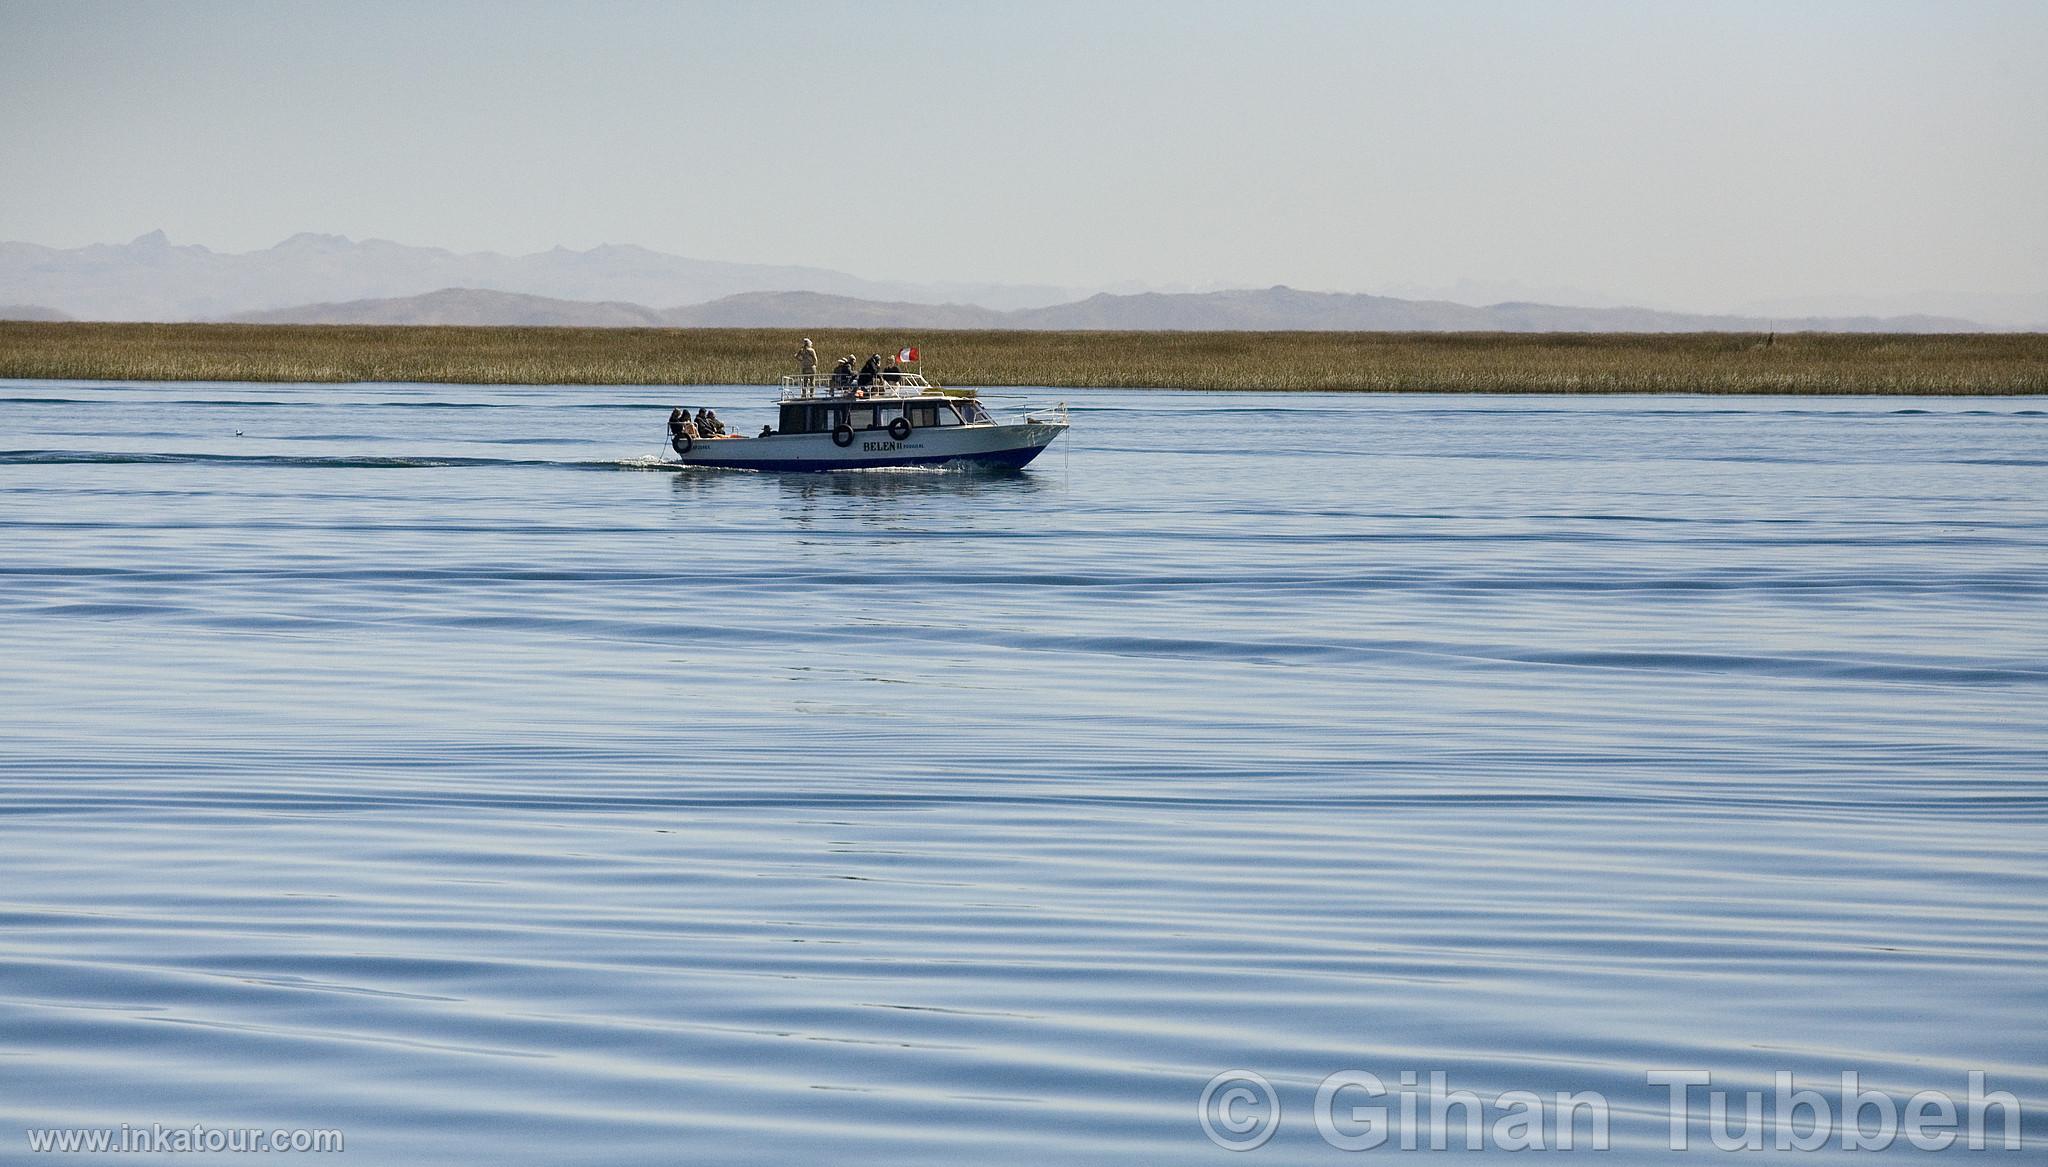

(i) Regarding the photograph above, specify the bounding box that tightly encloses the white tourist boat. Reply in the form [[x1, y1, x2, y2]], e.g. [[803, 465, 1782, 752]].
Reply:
[[669, 373, 1068, 472]]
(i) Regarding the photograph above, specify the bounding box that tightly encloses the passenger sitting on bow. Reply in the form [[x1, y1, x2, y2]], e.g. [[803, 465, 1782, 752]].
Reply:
[[668, 407, 687, 437], [700, 409, 726, 437], [677, 413, 700, 440], [856, 354, 882, 387], [831, 355, 856, 387]]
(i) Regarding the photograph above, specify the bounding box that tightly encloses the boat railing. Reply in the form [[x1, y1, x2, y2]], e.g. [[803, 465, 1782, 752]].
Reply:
[[1014, 400, 1070, 427], [780, 373, 934, 400]]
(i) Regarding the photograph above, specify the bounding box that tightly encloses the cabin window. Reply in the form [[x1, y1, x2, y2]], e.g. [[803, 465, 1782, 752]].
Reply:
[[907, 404, 941, 428], [959, 401, 992, 424], [848, 406, 877, 430], [789, 405, 842, 433]]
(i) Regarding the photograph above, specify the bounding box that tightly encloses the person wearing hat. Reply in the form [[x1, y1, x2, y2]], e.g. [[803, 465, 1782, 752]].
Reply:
[[795, 338, 817, 378]]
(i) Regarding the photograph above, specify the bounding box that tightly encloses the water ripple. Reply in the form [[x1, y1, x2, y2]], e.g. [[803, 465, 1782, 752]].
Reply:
[[1, 384, 2043, 1162]]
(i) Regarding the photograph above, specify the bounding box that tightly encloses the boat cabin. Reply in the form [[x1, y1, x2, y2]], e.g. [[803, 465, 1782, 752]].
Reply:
[[775, 375, 993, 435]]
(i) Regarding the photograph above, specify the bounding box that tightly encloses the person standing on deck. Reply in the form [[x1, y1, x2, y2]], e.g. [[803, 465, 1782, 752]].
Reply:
[[795, 338, 817, 377]]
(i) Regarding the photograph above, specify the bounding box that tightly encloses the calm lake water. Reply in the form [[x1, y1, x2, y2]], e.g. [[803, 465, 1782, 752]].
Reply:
[[2, 382, 2044, 1162]]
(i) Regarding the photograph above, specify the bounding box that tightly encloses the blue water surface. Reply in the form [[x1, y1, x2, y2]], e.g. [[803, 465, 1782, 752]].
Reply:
[[1, 382, 2044, 1162]]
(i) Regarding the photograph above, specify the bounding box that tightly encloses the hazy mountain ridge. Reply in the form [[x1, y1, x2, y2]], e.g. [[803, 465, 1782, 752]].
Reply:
[[1740, 291, 2048, 331], [235, 288, 671, 328], [5, 232, 2023, 331], [223, 285, 1981, 333], [0, 232, 1086, 321], [0, 304, 73, 321], [664, 291, 1008, 329]]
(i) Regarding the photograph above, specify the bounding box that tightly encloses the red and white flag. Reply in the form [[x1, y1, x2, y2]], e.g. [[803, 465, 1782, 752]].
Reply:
[[897, 347, 919, 363]]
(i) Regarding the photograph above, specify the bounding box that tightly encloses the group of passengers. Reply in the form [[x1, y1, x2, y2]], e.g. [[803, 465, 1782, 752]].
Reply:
[[667, 406, 726, 441], [672, 339, 919, 447], [794, 339, 906, 390]]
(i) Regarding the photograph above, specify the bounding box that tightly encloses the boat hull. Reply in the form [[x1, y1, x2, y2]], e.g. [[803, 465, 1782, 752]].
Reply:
[[671, 421, 1065, 472]]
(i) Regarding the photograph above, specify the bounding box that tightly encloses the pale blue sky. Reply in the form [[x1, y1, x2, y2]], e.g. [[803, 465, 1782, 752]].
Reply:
[[3, 0, 2043, 309]]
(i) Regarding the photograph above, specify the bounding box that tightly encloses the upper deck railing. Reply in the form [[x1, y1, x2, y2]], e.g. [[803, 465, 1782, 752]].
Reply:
[[780, 373, 943, 401], [782, 372, 942, 399]]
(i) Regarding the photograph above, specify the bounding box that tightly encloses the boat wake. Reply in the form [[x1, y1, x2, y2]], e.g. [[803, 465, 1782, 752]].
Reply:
[[2, 448, 1042, 478], [0, 448, 688, 472]]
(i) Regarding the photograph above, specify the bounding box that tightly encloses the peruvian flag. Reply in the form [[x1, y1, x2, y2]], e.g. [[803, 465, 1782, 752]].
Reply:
[[897, 346, 919, 363]]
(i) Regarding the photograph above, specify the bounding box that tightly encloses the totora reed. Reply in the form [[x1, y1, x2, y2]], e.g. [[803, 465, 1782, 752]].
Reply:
[[2, 321, 2044, 393]]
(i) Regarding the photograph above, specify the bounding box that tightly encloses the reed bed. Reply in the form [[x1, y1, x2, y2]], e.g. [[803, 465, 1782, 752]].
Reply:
[[2, 322, 2043, 393]]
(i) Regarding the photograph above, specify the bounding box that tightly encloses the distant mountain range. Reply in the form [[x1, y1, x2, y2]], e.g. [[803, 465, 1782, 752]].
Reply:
[[229, 288, 1014, 329], [0, 231, 1089, 322], [221, 285, 1981, 333], [0, 231, 2019, 332]]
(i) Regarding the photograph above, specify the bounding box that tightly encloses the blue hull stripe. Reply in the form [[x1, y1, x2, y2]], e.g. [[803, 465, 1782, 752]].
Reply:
[[672, 443, 1050, 473]]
